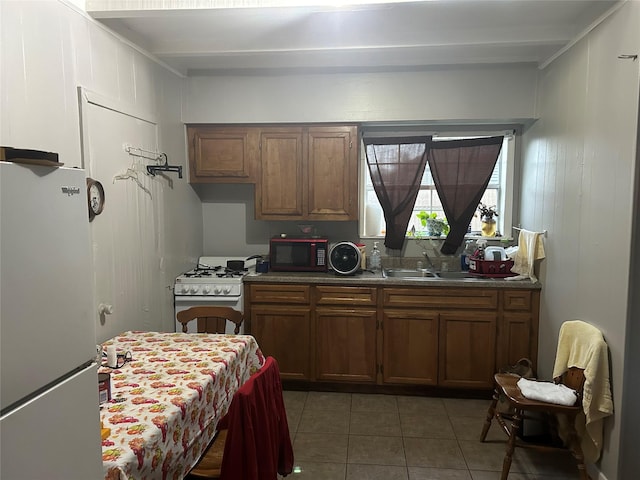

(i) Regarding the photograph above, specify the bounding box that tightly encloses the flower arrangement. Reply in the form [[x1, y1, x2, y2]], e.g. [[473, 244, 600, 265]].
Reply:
[[416, 211, 450, 236], [477, 203, 498, 237], [477, 203, 498, 221]]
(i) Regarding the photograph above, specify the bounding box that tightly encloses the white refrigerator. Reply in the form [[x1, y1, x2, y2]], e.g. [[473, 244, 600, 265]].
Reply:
[[0, 161, 103, 479]]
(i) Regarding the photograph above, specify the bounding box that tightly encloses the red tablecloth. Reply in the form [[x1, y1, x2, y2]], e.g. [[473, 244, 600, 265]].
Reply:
[[99, 331, 264, 480]]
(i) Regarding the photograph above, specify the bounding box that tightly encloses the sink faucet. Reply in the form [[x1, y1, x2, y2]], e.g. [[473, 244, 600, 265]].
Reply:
[[421, 251, 436, 271]]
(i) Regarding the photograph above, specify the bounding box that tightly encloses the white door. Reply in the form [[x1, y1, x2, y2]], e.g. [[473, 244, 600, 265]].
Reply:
[[84, 100, 165, 340]]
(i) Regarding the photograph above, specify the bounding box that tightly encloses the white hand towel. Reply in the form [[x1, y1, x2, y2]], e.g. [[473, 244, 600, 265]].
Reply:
[[506, 229, 545, 282], [516, 377, 578, 406]]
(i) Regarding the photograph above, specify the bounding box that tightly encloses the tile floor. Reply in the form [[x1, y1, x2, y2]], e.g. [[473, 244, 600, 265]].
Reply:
[[281, 390, 581, 480]]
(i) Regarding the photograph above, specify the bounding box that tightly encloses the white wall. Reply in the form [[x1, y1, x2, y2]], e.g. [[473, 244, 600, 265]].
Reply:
[[521, 2, 639, 479], [0, 0, 202, 340], [194, 183, 361, 257], [620, 108, 640, 477], [185, 64, 538, 124]]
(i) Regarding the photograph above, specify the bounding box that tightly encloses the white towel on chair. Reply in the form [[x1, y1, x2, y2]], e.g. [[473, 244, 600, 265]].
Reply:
[[552, 320, 613, 463], [516, 377, 578, 406]]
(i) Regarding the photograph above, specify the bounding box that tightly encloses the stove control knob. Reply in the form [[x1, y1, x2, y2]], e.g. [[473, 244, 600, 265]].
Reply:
[[202, 286, 212, 294], [223, 286, 232, 294], [214, 286, 222, 294], [190, 286, 199, 294], [180, 285, 190, 294]]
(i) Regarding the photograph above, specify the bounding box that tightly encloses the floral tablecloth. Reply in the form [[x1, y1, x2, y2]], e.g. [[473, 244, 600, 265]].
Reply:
[[99, 331, 264, 480]]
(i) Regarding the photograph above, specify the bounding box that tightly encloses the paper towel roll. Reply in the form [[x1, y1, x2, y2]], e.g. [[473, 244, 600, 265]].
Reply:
[[106, 345, 117, 368], [365, 203, 384, 237]]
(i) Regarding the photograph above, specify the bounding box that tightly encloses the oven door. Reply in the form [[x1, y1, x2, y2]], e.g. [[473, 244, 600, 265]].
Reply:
[[174, 295, 244, 335]]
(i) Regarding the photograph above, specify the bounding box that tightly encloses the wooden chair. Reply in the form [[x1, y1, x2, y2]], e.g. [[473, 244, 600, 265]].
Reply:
[[177, 306, 243, 334], [480, 368, 588, 480], [187, 357, 294, 480], [187, 430, 227, 479]]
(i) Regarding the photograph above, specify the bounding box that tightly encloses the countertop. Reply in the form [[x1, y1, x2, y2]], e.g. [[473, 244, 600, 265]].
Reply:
[[244, 270, 541, 289]]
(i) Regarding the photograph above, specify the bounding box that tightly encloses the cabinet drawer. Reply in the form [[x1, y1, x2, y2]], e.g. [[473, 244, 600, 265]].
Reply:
[[248, 284, 310, 304], [503, 290, 531, 311], [315, 286, 377, 306], [382, 287, 498, 310]]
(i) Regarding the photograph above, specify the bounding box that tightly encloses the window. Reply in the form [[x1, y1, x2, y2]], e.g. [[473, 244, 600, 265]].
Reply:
[[360, 132, 514, 238]]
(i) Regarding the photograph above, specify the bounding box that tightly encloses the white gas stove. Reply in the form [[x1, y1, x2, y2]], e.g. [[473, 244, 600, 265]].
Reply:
[[174, 256, 259, 334]]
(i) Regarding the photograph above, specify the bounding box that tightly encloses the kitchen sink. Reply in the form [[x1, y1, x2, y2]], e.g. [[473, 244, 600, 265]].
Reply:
[[382, 268, 437, 278], [382, 268, 480, 280], [434, 271, 478, 280]]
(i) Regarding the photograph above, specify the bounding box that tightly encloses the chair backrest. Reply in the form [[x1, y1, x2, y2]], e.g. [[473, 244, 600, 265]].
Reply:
[[555, 367, 586, 405], [176, 306, 243, 334], [552, 320, 608, 406], [219, 357, 294, 480]]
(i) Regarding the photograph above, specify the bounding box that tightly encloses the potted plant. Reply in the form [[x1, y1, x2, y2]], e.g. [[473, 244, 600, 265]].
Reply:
[[477, 203, 498, 237], [416, 211, 450, 237]]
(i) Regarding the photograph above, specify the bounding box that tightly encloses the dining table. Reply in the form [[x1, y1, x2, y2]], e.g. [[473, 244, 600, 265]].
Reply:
[[99, 331, 264, 480]]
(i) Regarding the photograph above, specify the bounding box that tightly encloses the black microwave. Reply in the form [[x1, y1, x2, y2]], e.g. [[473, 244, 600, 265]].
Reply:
[[269, 236, 328, 272]]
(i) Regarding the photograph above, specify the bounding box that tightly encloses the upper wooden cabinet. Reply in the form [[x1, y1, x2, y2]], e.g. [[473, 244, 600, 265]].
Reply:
[[306, 126, 358, 221], [257, 128, 304, 217], [187, 124, 359, 221], [255, 125, 359, 221], [186, 126, 259, 183]]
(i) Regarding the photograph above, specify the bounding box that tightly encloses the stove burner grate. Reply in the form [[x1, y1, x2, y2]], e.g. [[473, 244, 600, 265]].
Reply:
[[184, 265, 225, 277], [196, 264, 223, 271], [216, 268, 247, 278], [185, 271, 211, 278]]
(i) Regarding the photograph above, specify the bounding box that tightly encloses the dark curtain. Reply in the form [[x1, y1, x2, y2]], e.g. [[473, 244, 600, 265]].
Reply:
[[364, 136, 430, 249], [428, 136, 504, 254]]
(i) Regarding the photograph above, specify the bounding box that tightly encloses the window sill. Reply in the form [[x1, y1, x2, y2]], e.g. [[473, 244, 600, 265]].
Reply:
[[361, 234, 516, 242]]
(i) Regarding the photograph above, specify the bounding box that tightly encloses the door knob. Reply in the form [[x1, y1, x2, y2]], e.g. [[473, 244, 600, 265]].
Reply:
[[98, 303, 114, 315]]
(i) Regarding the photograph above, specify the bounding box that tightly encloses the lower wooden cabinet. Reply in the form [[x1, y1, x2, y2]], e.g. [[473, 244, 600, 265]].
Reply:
[[498, 289, 540, 374], [246, 282, 539, 391], [382, 286, 500, 388], [250, 305, 311, 381], [382, 309, 438, 385], [316, 307, 377, 383], [438, 311, 497, 389], [246, 284, 311, 381]]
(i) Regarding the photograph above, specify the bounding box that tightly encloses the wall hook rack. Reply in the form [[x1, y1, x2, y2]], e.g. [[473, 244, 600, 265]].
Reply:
[[124, 145, 182, 179], [146, 153, 183, 179], [124, 145, 162, 161]]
